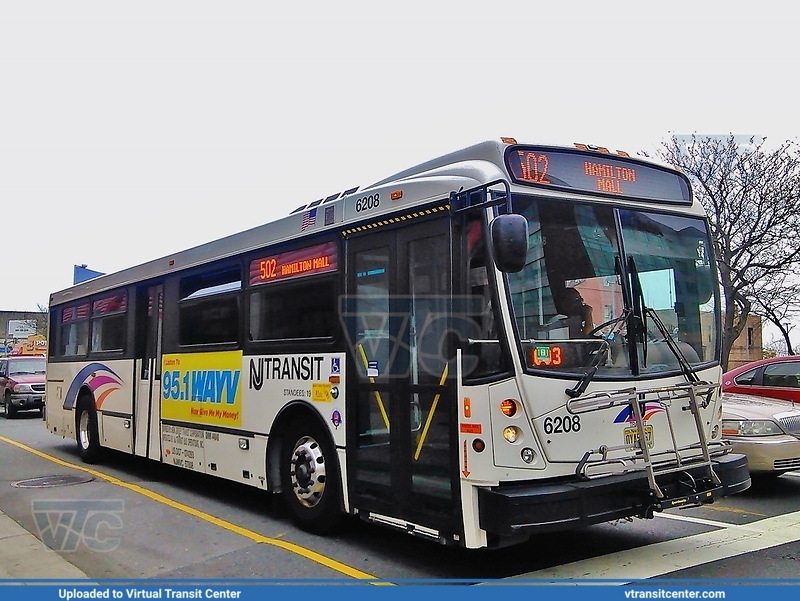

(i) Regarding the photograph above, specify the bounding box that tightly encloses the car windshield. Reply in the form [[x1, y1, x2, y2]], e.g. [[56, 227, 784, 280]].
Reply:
[[506, 195, 720, 377], [8, 358, 46, 375]]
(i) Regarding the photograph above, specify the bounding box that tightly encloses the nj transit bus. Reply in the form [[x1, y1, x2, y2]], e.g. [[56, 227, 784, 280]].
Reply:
[[45, 139, 750, 549]]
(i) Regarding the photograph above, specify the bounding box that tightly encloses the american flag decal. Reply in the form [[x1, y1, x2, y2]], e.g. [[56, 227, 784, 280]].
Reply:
[[302, 208, 317, 231]]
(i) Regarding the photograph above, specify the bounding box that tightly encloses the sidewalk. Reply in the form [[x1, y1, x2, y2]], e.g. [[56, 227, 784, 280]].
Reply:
[[0, 509, 89, 581]]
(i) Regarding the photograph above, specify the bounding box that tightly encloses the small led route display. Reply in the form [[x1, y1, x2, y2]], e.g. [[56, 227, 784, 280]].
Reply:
[[532, 345, 563, 367], [249, 241, 338, 286], [505, 146, 691, 204]]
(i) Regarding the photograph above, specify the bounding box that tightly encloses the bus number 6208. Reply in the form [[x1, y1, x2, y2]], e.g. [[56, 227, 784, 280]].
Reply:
[[355, 193, 380, 212], [543, 415, 581, 434]]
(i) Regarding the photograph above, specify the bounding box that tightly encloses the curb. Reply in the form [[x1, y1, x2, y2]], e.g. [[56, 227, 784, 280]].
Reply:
[[0, 509, 89, 581]]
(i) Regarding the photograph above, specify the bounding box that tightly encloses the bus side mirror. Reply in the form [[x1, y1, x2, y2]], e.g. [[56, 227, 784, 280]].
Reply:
[[491, 214, 528, 273]]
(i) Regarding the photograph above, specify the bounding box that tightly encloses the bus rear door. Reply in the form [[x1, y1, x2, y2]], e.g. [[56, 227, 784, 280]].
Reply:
[[134, 283, 164, 460]]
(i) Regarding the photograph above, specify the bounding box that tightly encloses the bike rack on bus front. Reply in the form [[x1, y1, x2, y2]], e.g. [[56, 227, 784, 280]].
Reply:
[[566, 381, 726, 500]]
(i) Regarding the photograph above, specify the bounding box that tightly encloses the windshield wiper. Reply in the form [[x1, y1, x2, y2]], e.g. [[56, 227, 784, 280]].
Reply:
[[565, 309, 631, 398], [643, 307, 700, 384], [628, 256, 700, 384]]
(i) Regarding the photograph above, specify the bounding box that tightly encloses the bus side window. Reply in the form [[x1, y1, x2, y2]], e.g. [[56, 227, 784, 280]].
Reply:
[[60, 305, 90, 357]]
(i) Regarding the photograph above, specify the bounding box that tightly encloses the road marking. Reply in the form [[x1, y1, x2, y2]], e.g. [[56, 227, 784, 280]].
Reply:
[[698, 504, 768, 517], [0, 434, 386, 584], [511, 510, 800, 582], [655, 511, 735, 529]]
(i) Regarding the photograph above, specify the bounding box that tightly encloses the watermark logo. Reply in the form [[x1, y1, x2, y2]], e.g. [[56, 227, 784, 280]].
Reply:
[[338, 295, 488, 379], [32, 499, 124, 552]]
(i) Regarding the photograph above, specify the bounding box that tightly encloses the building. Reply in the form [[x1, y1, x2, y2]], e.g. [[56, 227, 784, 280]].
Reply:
[[1, 310, 47, 354], [727, 314, 764, 369]]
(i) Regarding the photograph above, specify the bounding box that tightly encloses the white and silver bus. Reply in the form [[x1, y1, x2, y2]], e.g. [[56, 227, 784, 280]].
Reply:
[[45, 139, 750, 549]]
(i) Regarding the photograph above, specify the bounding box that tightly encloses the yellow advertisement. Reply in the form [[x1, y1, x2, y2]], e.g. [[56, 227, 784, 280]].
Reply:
[[11, 335, 47, 356], [160, 351, 243, 427]]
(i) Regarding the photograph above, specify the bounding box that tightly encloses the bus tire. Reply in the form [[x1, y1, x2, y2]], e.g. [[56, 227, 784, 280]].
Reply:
[[76, 396, 103, 464], [280, 417, 343, 534]]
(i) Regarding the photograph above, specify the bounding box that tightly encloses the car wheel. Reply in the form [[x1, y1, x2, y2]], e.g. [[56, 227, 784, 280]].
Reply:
[[4, 392, 17, 419], [76, 395, 103, 463], [280, 417, 343, 534]]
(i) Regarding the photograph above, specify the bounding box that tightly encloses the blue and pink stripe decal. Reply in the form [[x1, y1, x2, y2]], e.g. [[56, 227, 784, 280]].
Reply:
[[62, 363, 123, 410]]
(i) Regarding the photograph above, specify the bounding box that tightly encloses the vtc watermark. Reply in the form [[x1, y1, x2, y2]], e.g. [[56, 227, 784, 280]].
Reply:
[[32, 499, 125, 552]]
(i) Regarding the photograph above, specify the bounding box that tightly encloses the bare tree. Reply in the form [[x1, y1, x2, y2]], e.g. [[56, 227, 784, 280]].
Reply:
[[746, 273, 800, 355], [36, 303, 49, 337], [762, 335, 787, 358], [656, 134, 800, 369]]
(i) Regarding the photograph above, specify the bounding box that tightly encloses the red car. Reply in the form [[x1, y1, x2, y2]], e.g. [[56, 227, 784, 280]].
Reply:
[[0, 355, 46, 418], [722, 356, 800, 403]]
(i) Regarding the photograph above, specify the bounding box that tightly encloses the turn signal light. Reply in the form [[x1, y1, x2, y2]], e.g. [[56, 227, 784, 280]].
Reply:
[[499, 399, 517, 417]]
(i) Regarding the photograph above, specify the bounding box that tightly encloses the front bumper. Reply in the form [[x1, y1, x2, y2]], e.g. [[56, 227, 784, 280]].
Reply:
[[727, 436, 800, 474], [478, 453, 750, 538], [8, 393, 45, 409]]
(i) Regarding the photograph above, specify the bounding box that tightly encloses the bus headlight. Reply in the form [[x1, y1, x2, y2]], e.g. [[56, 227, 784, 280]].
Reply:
[[521, 447, 536, 463], [503, 426, 521, 443]]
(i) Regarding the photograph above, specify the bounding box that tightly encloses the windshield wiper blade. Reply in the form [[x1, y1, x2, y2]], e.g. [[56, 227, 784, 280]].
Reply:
[[643, 307, 700, 384], [565, 309, 630, 399], [628, 256, 699, 383]]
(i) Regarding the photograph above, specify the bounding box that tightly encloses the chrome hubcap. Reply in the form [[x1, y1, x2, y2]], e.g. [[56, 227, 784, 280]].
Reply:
[[289, 435, 326, 508], [79, 410, 91, 450]]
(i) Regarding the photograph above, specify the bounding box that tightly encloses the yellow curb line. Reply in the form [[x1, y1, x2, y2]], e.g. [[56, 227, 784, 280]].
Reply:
[[0, 434, 389, 584]]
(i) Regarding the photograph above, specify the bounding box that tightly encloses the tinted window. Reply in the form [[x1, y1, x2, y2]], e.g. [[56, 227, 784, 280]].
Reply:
[[179, 267, 241, 346], [91, 293, 127, 352], [249, 279, 336, 341], [763, 363, 800, 388], [733, 368, 759, 386], [60, 304, 90, 356]]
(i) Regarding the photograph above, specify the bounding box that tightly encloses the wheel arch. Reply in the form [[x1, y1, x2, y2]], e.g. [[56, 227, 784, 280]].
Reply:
[[74, 385, 97, 418]]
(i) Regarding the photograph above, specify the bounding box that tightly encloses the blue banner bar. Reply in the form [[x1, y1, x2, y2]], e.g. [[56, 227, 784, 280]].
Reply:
[[1, 583, 800, 601]]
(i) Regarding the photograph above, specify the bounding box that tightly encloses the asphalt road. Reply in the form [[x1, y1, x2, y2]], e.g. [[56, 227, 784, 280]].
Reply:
[[2, 408, 800, 583]]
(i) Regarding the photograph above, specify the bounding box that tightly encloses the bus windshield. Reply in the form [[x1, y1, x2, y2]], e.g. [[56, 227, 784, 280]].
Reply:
[[507, 195, 719, 377]]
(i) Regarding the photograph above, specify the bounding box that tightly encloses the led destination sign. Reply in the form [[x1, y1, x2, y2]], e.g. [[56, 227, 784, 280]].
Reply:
[[250, 241, 338, 286], [505, 147, 691, 204]]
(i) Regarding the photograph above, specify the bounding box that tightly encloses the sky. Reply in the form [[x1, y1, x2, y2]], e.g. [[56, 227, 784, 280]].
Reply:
[[1, 1, 797, 340]]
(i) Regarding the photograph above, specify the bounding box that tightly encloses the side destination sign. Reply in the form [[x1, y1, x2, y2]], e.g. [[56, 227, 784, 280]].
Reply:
[[249, 241, 337, 285]]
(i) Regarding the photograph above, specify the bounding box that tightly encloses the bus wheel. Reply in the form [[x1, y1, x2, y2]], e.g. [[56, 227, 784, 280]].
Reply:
[[76, 397, 102, 464], [280, 418, 343, 534]]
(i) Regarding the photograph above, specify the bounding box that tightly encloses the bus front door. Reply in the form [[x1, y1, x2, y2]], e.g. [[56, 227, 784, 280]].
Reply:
[[345, 217, 460, 537], [134, 283, 163, 460]]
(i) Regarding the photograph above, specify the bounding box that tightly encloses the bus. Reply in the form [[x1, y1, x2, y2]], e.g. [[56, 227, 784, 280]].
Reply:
[[45, 139, 750, 549]]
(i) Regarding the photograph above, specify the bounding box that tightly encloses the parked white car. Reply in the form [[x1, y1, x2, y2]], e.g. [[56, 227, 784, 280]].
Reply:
[[722, 392, 800, 476]]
